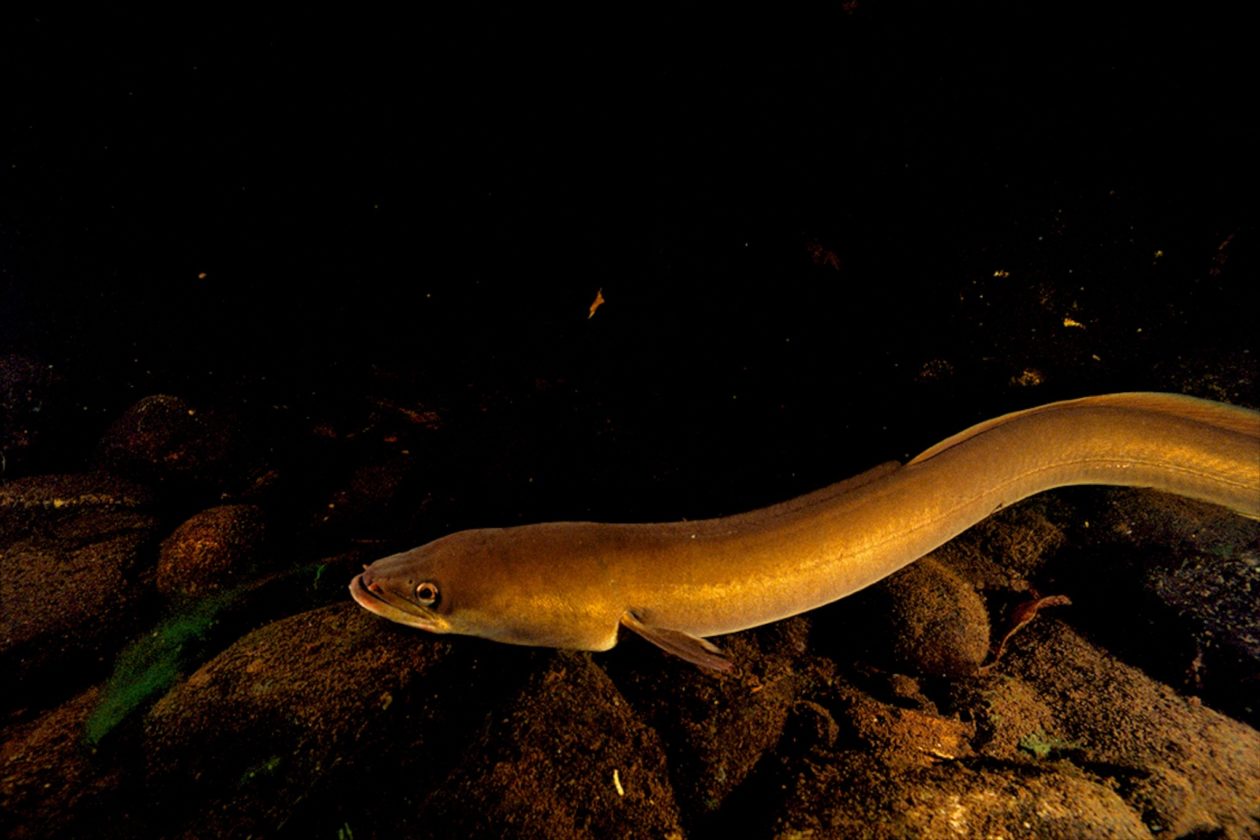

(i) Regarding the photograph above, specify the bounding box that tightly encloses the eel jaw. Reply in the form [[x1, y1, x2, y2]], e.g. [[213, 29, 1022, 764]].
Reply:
[[349, 573, 449, 634]]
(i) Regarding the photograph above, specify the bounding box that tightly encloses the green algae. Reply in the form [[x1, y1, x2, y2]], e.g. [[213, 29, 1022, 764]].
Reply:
[[85, 590, 237, 745], [84, 561, 342, 745], [1018, 730, 1083, 760]]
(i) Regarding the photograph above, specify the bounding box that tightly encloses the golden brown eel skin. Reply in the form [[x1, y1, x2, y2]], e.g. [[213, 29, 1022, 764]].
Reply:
[[350, 392, 1260, 671]]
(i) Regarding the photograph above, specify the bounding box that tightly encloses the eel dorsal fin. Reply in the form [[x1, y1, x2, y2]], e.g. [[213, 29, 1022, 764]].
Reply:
[[907, 392, 1257, 466]]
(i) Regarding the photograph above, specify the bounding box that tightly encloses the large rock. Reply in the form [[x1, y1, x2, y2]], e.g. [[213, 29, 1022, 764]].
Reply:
[[155, 504, 267, 597], [870, 555, 991, 677], [1002, 619, 1260, 838], [416, 654, 685, 839], [0, 687, 132, 840], [0, 473, 157, 709], [1084, 488, 1260, 726], [606, 617, 811, 829], [93, 394, 254, 498], [773, 755, 1152, 839], [141, 603, 460, 837]]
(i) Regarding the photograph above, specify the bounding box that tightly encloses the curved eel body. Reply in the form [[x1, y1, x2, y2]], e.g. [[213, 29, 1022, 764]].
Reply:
[[350, 392, 1260, 671]]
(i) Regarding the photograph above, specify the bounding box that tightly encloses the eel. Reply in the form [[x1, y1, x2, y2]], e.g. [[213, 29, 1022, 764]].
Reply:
[[349, 392, 1260, 671]]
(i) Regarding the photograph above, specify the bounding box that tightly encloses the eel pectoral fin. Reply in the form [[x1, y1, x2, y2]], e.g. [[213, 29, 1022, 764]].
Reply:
[[621, 611, 735, 673]]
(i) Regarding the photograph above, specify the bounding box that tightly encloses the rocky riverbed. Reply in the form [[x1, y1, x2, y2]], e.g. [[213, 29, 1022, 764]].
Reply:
[[3, 382, 1257, 839]]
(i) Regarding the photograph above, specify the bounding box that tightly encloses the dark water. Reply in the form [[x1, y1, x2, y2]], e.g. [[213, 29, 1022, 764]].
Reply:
[[5, 8, 1253, 465]]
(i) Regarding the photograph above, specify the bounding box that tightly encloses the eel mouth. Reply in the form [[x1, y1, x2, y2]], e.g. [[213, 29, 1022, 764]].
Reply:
[[349, 573, 447, 633]]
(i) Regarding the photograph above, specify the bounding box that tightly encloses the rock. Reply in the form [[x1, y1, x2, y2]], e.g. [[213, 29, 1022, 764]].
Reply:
[[772, 755, 1153, 839], [0, 473, 158, 710], [829, 684, 974, 771], [0, 687, 133, 840], [946, 675, 1059, 761], [155, 504, 267, 597], [1126, 765, 1223, 839], [415, 654, 685, 839], [0, 470, 151, 535], [1099, 489, 1260, 725], [94, 394, 247, 496], [141, 603, 457, 838], [1005, 618, 1260, 838], [605, 617, 809, 826], [1138, 545, 1259, 721], [865, 555, 992, 677]]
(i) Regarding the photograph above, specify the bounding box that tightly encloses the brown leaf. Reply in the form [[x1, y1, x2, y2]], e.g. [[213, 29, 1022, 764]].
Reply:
[[980, 594, 1072, 673], [588, 288, 606, 319]]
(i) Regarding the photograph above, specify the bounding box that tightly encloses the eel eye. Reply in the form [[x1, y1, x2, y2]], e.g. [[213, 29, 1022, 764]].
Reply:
[[415, 582, 439, 606]]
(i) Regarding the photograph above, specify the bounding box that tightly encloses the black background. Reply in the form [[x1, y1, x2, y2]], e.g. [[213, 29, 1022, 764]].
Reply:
[[2, 6, 1255, 529]]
